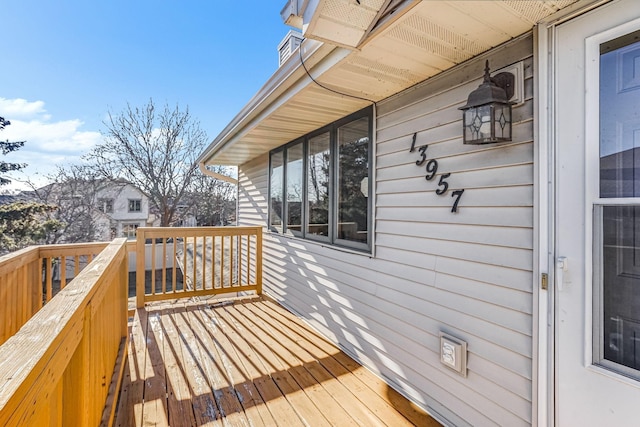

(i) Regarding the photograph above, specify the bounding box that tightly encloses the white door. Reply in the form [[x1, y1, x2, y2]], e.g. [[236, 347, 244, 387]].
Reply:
[[555, 0, 640, 425]]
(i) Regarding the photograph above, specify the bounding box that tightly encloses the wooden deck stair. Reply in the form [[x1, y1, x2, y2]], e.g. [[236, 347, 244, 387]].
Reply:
[[115, 295, 440, 427]]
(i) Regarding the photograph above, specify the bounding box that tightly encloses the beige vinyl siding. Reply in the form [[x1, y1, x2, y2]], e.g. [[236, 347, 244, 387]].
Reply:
[[237, 33, 535, 427], [237, 156, 269, 227]]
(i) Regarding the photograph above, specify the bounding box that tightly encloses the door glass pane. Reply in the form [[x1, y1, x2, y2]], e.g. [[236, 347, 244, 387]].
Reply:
[[269, 151, 283, 231], [596, 32, 640, 376], [286, 142, 304, 235], [337, 116, 369, 246], [600, 33, 640, 198], [307, 132, 330, 238], [601, 206, 640, 371]]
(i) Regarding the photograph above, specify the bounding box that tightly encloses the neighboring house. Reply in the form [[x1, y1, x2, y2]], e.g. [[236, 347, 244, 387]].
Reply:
[[198, 1, 640, 426], [26, 181, 156, 241], [93, 182, 155, 240]]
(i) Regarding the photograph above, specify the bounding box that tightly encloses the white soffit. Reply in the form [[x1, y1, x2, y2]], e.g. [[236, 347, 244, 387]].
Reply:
[[304, 0, 388, 47], [203, 0, 579, 166]]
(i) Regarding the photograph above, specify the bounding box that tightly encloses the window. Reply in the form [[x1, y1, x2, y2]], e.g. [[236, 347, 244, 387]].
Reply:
[[128, 199, 142, 213], [307, 132, 330, 240], [286, 142, 304, 236], [122, 223, 139, 239], [268, 107, 372, 252], [97, 198, 114, 214], [269, 152, 283, 232]]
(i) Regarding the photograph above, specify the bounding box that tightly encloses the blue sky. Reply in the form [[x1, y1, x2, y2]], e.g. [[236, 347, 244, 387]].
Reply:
[[0, 1, 289, 190]]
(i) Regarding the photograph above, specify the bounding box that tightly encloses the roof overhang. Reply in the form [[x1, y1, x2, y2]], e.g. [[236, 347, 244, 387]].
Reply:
[[199, 0, 585, 167]]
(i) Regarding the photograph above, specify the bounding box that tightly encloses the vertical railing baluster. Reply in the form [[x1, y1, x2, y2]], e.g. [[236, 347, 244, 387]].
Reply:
[[74, 255, 80, 278], [151, 238, 156, 296], [256, 228, 263, 294], [162, 238, 167, 295], [183, 235, 188, 293], [172, 236, 177, 293], [60, 256, 67, 289], [247, 235, 252, 285], [46, 257, 53, 302], [192, 235, 198, 293], [229, 236, 237, 287], [212, 235, 217, 289], [17, 265, 24, 330], [136, 229, 146, 308], [238, 234, 243, 287], [202, 235, 207, 291], [221, 236, 226, 289]]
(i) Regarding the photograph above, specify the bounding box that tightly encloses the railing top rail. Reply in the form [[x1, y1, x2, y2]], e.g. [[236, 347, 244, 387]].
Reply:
[[138, 226, 263, 238], [0, 238, 128, 413], [0, 242, 111, 277], [0, 246, 40, 277], [38, 241, 110, 258]]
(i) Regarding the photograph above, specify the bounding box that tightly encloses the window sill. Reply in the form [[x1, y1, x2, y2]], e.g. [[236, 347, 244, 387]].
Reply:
[[266, 229, 374, 258]]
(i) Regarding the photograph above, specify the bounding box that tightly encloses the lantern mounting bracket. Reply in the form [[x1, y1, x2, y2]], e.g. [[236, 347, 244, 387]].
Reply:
[[490, 71, 515, 101]]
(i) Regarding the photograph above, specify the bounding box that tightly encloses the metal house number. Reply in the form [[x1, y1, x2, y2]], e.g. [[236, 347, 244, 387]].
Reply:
[[409, 133, 465, 213]]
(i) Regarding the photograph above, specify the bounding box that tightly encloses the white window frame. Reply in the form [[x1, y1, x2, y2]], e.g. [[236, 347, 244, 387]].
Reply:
[[268, 106, 373, 253], [128, 199, 142, 213]]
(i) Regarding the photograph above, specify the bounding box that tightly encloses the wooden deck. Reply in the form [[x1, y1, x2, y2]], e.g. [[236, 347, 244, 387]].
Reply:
[[114, 295, 440, 426]]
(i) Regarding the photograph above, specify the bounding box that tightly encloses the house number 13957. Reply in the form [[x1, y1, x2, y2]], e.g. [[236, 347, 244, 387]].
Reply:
[[409, 133, 465, 213]]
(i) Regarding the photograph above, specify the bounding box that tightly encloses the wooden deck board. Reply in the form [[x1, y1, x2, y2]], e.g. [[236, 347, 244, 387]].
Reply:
[[241, 301, 412, 427], [193, 304, 277, 427], [167, 304, 219, 426], [257, 299, 441, 427], [114, 295, 440, 426], [209, 301, 305, 427]]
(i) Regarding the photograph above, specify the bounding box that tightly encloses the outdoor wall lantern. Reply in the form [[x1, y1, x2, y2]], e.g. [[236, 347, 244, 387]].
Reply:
[[459, 60, 515, 144]]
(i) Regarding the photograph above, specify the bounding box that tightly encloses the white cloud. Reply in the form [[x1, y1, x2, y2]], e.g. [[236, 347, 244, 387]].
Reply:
[[5, 119, 101, 153], [0, 98, 102, 190], [0, 98, 49, 120]]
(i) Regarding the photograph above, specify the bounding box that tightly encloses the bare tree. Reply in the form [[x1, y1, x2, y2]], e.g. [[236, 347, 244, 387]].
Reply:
[[189, 166, 237, 226], [26, 165, 119, 244], [88, 99, 207, 226]]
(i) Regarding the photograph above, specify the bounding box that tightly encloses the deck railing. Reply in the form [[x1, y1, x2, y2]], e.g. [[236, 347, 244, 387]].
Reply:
[[0, 226, 264, 426], [0, 242, 109, 346], [0, 238, 129, 426], [135, 226, 263, 307]]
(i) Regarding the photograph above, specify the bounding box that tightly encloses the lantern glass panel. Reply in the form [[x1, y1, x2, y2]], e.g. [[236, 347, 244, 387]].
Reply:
[[464, 104, 494, 143], [494, 104, 512, 141]]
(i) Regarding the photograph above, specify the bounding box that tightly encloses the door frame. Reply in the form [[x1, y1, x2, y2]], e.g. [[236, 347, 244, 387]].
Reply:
[[535, 0, 636, 425], [535, 5, 590, 425]]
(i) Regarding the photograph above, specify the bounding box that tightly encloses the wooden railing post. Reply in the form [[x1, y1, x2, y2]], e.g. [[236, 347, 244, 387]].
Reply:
[[136, 231, 145, 308], [256, 227, 263, 295]]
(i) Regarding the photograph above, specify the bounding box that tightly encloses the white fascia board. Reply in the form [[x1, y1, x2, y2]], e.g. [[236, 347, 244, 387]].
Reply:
[[198, 38, 338, 166], [281, 0, 315, 29]]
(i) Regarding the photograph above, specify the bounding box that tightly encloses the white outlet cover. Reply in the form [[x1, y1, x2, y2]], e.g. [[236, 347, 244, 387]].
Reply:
[[440, 333, 468, 377]]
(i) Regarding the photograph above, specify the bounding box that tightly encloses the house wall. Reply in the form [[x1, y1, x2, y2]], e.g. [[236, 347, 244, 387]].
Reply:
[[237, 34, 535, 427], [96, 184, 150, 239], [100, 184, 149, 221]]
